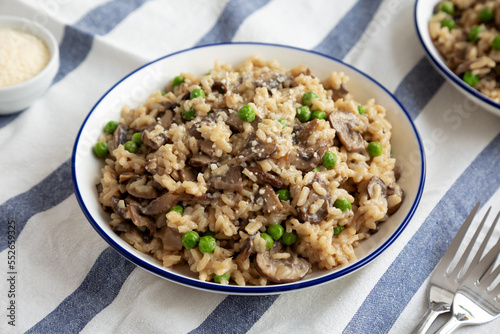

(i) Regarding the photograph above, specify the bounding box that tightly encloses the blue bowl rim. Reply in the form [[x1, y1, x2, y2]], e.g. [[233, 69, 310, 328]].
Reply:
[[414, 0, 500, 112], [71, 41, 426, 295]]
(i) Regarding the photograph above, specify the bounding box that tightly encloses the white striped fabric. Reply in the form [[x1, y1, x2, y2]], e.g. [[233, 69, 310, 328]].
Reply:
[[1, 0, 499, 333]]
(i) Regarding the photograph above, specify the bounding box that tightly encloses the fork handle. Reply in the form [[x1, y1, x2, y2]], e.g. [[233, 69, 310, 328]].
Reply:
[[434, 312, 468, 334], [411, 302, 450, 334]]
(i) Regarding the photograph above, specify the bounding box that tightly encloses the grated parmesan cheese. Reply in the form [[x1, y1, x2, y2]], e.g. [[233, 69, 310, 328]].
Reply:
[[0, 28, 50, 88]]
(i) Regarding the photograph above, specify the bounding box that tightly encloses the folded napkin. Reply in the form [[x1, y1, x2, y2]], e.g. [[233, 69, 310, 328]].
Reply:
[[1, 0, 499, 333]]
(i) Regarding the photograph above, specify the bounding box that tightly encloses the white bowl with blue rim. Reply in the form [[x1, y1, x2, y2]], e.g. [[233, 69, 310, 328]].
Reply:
[[72, 42, 426, 295], [415, 0, 500, 117]]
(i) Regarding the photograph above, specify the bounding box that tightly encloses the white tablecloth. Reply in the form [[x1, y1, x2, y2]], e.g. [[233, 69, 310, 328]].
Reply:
[[1, 0, 500, 333]]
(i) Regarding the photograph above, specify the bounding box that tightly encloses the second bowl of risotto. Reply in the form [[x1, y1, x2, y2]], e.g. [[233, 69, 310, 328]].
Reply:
[[415, 0, 500, 116], [72, 43, 425, 294]]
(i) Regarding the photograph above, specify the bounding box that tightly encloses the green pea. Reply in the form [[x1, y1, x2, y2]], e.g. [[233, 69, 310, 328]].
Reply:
[[131, 132, 142, 146], [267, 224, 284, 241], [302, 91, 319, 107], [334, 225, 345, 236], [281, 230, 297, 246], [237, 104, 255, 122], [438, 1, 454, 15], [182, 231, 200, 250], [93, 142, 108, 158], [463, 71, 479, 86], [367, 142, 383, 157], [296, 106, 311, 122], [213, 272, 230, 283], [478, 8, 494, 23], [124, 141, 138, 153], [468, 26, 483, 43], [275, 189, 291, 201], [311, 110, 326, 120], [492, 36, 500, 50], [277, 119, 288, 127], [322, 151, 337, 169], [172, 75, 184, 88], [260, 233, 274, 250], [199, 235, 217, 254], [312, 167, 320, 172], [190, 88, 206, 99], [334, 198, 351, 212], [358, 105, 367, 115], [182, 108, 196, 121], [440, 19, 455, 31], [104, 121, 118, 134], [169, 204, 184, 215], [161, 92, 166, 96]]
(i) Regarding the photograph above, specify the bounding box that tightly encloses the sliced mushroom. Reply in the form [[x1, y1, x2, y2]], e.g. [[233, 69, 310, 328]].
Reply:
[[113, 123, 129, 149], [212, 81, 227, 94], [188, 153, 217, 167], [226, 111, 244, 133], [159, 109, 174, 130], [199, 140, 217, 157], [331, 83, 349, 101], [258, 185, 283, 213], [329, 111, 366, 152], [298, 118, 334, 149], [186, 122, 203, 140], [111, 196, 130, 220], [118, 172, 136, 184], [297, 177, 332, 224], [127, 199, 155, 235], [126, 175, 159, 199], [208, 166, 243, 192], [367, 176, 387, 199], [289, 146, 322, 173], [159, 226, 183, 252], [141, 125, 167, 150], [245, 166, 284, 189], [235, 134, 277, 164], [234, 236, 254, 264], [179, 166, 197, 182], [387, 185, 405, 216], [112, 221, 134, 234], [255, 242, 311, 283], [143, 193, 188, 216]]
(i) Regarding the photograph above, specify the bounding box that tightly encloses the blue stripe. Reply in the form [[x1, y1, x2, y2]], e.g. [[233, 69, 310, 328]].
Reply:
[[313, 0, 384, 59], [0, 0, 149, 130], [0, 159, 73, 253], [26, 247, 136, 333], [343, 132, 500, 334], [393, 57, 445, 120], [189, 296, 278, 334], [195, 0, 271, 46]]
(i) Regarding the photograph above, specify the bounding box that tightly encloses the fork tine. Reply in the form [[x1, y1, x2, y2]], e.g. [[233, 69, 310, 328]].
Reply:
[[440, 202, 481, 273], [466, 237, 500, 283], [479, 261, 500, 289], [468, 211, 500, 268], [450, 206, 491, 279]]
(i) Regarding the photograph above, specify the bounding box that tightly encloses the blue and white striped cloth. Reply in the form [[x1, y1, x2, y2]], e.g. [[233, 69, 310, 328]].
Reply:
[[1, 0, 500, 333]]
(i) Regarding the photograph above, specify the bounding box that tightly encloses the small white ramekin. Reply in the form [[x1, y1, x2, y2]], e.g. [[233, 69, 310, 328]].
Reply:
[[0, 15, 59, 114]]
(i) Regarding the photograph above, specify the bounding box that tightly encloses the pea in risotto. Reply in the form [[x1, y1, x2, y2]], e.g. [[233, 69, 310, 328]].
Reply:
[[94, 55, 404, 286]]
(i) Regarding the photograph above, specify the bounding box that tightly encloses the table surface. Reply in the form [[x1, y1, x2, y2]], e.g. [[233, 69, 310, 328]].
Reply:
[[1, 0, 499, 333]]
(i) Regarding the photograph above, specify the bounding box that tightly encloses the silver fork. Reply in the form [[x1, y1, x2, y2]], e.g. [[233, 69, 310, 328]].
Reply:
[[411, 203, 500, 334], [435, 232, 500, 333]]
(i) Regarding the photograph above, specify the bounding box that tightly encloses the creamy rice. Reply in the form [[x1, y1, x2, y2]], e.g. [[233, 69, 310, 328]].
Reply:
[[94, 55, 404, 286]]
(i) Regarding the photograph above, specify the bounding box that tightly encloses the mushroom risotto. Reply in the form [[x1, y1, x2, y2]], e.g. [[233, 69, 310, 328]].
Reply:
[[94, 55, 404, 286], [429, 0, 500, 101]]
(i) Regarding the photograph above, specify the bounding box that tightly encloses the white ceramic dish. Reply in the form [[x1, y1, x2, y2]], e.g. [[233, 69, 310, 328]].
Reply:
[[415, 0, 500, 117], [72, 43, 426, 295], [0, 15, 59, 114]]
